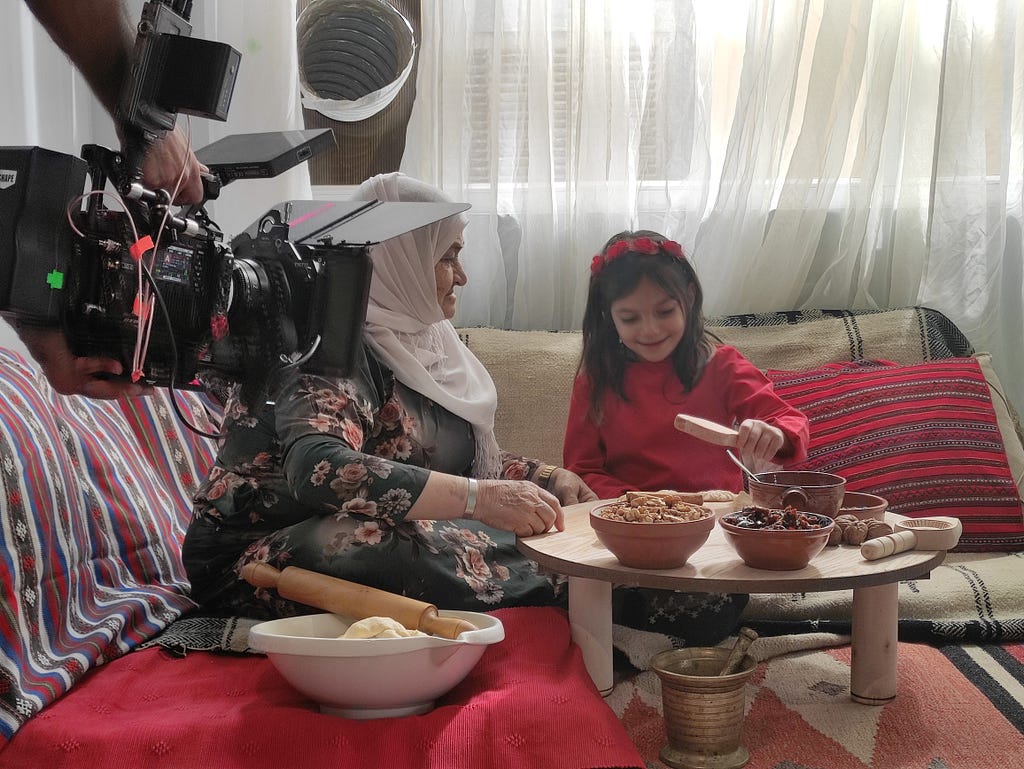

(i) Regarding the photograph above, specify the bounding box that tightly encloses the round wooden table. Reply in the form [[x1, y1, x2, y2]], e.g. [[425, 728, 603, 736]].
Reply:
[[517, 501, 946, 704]]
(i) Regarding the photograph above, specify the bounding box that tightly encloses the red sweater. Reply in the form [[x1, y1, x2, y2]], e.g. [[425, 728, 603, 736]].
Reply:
[[563, 345, 809, 499]]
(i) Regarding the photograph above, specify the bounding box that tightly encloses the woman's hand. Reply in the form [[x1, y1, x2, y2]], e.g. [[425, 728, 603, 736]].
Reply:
[[735, 419, 788, 467], [475, 480, 565, 537], [545, 468, 599, 505]]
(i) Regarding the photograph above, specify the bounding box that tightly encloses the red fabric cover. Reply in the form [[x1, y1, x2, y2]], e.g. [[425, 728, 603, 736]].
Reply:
[[0, 607, 642, 769], [767, 358, 1024, 551]]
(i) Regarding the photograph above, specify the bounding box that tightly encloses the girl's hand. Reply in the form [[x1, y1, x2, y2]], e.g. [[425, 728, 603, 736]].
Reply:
[[545, 468, 599, 505], [475, 480, 565, 537], [735, 419, 788, 467]]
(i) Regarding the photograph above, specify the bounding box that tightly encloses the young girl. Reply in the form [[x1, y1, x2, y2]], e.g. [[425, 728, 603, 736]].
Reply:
[[564, 230, 810, 500]]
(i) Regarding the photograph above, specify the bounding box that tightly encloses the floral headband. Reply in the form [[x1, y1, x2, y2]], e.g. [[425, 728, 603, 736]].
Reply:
[[590, 236, 686, 275]]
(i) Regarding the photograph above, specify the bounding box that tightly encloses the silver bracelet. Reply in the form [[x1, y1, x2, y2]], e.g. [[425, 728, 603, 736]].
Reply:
[[465, 477, 479, 519]]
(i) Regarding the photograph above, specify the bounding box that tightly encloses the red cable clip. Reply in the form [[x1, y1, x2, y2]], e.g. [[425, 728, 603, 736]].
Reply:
[[211, 313, 229, 340], [129, 236, 155, 262]]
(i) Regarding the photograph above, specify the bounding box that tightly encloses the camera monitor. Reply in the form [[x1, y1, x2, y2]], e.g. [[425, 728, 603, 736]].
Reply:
[[239, 198, 471, 247], [196, 128, 337, 184]]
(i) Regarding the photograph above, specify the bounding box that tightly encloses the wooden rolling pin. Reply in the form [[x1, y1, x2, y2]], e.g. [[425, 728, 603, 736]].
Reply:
[[674, 413, 738, 447], [240, 562, 477, 639], [861, 517, 962, 560]]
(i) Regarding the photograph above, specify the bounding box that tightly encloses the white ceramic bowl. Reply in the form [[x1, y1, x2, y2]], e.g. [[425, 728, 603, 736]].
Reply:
[[249, 610, 504, 719]]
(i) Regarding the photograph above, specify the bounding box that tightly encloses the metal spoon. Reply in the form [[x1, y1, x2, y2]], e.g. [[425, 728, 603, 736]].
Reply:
[[726, 449, 758, 484]]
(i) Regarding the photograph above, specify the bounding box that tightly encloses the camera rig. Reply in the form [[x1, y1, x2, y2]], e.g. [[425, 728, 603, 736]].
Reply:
[[0, 1, 468, 410]]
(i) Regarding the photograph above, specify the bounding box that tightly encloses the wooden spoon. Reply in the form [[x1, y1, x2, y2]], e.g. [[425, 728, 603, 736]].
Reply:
[[673, 413, 738, 447], [241, 562, 477, 639]]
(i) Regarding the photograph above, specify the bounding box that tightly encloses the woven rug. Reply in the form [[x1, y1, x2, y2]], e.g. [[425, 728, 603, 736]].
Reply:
[[609, 637, 1024, 769]]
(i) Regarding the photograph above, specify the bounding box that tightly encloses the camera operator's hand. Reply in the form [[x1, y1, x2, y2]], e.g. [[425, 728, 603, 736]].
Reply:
[[143, 126, 208, 205], [17, 327, 146, 399], [473, 479, 565, 537]]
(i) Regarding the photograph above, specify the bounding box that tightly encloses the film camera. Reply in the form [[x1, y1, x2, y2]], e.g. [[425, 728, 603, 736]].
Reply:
[[0, 1, 466, 402]]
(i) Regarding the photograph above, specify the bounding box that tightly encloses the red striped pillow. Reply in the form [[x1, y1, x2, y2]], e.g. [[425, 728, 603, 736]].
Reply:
[[0, 350, 218, 746], [767, 357, 1024, 552]]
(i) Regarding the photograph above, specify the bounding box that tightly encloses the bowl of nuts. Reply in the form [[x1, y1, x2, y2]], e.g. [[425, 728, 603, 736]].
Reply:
[[719, 506, 835, 570], [589, 491, 714, 569], [837, 491, 888, 522]]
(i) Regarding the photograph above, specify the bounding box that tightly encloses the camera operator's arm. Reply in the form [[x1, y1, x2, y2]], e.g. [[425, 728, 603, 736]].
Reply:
[[24, 0, 206, 204], [16, 327, 146, 400]]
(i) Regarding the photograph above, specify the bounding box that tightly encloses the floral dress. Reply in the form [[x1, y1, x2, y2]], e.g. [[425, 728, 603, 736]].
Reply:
[[182, 347, 564, 619]]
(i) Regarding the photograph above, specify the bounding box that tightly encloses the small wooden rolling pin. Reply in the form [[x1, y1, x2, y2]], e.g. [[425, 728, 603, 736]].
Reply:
[[674, 414, 738, 447], [240, 563, 477, 639], [860, 517, 963, 560]]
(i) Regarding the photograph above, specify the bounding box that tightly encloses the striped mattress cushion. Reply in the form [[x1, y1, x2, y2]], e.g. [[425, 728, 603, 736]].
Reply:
[[0, 350, 218, 746], [768, 355, 1024, 551]]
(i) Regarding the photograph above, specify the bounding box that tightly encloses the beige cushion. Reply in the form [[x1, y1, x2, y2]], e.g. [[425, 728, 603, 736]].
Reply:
[[712, 310, 945, 369], [460, 328, 581, 466], [977, 352, 1024, 493]]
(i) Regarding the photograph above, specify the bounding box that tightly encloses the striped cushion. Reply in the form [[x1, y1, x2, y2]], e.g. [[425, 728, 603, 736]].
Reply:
[[768, 356, 1024, 551], [0, 350, 218, 746]]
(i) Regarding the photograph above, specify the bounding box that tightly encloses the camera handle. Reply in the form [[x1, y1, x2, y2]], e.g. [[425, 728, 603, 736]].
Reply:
[[78, 143, 219, 244]]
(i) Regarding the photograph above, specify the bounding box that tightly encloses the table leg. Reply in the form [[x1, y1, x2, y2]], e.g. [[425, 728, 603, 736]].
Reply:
[[850, 582, 898, 705], [567, 576, 614, 696]]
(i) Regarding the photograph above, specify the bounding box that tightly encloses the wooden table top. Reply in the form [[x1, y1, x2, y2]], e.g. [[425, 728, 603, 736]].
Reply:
[[516, 500, 946, 593]]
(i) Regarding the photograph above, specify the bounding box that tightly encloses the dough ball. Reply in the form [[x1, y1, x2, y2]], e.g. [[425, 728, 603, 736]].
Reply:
[[341, 616, 427, 639], [701, 489, 738, 503]]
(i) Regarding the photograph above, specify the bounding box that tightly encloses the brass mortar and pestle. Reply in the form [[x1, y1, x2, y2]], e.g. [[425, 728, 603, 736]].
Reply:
[[651, 627, 759, 769]]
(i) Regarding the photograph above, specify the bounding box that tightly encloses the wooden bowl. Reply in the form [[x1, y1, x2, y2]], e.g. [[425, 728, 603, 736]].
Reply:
[[589, 503, 714, 569], [748, 470, 846, 518], [719, 511, 834, 570], [838, 491, 888, 521]]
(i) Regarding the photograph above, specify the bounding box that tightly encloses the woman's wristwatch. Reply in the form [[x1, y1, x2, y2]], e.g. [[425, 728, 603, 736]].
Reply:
[[536, 464, 557, 489]]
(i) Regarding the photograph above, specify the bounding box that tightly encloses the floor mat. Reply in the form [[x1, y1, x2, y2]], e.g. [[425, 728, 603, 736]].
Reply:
[[610, 640, 1024, 769]]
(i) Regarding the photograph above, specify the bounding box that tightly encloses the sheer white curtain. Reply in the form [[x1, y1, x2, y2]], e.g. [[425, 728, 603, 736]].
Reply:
[[402, 0, 1024, 412], [1, 0, 309, 241]]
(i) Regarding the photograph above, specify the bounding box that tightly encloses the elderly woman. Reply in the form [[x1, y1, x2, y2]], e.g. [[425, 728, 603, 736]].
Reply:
[[182, 173, 596, 617]]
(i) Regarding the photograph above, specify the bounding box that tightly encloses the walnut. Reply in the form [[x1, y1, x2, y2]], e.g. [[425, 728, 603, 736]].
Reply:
[[865, 521, 894, 540], [843, 519, 871, 545], [834, 514, 860, 528], [827, 525, 844, 546], [827, 514, 856, 546]]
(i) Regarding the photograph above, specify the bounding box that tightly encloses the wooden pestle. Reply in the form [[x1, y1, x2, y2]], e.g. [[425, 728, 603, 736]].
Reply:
[[718, 627, 758, 676], [240, 562, 477, 640]]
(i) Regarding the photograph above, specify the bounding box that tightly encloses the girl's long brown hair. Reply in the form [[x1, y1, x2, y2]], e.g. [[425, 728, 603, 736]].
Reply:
[[578, 230, 713, 423]]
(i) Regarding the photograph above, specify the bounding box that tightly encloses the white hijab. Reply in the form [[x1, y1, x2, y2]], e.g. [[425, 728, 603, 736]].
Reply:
[[352, 173, 502, 478]]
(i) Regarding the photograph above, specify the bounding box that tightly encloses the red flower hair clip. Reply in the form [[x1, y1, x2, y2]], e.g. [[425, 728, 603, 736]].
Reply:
[[590, 237, 687, 275]]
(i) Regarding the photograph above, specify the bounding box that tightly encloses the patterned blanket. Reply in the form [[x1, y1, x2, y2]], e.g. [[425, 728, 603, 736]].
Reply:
[[740, 551, 1024, 642]]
